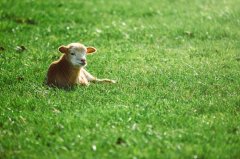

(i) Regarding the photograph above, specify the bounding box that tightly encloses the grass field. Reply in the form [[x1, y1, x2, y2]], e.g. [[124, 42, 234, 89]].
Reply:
[[0, 0, 240, 158]]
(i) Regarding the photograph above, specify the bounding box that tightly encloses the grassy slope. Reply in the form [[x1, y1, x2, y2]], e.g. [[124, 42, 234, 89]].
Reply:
[[0, 0, 239, 158]]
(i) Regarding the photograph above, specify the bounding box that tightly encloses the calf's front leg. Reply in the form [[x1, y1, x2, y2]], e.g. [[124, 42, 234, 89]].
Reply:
[[93, 78, 116, 83], [81, 69, 116, 84]]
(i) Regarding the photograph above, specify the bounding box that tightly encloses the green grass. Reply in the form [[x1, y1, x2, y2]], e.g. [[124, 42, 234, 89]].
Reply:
[[0, 0, 240, 158]]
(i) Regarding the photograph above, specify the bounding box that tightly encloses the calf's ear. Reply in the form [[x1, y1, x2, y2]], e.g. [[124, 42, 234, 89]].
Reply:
[[87, 47, 97, 54], [58, 45, 69, 54]]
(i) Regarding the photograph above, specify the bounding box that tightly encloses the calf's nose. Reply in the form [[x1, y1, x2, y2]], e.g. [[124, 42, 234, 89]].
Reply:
[[81, 59, 86, 64]]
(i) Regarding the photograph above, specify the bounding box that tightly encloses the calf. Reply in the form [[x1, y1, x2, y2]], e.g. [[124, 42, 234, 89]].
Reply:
[[46, 43, 116, 88]]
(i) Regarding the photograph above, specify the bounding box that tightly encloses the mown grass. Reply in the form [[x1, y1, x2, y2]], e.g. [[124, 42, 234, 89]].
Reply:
[[0, 0, 240, 158]]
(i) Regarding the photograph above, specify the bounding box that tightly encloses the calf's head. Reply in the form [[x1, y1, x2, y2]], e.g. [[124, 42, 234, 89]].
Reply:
[[58, 43, 97, 68]]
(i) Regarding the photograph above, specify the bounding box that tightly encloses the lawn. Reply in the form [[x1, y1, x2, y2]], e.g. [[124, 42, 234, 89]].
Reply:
[[0, 0, 240, 158]]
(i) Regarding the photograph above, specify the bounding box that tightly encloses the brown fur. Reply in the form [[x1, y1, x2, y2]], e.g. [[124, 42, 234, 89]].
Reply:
[[47, 55, 81, 88]]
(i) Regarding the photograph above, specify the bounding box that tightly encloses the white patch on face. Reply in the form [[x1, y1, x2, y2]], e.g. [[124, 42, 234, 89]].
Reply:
[[66, 43, 87, 68]]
